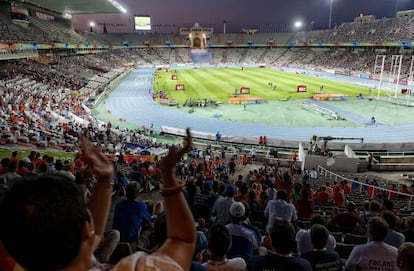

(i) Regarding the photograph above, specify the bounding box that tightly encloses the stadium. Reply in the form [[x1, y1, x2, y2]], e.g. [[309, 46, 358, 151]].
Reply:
[[0, 0, 414, 270]]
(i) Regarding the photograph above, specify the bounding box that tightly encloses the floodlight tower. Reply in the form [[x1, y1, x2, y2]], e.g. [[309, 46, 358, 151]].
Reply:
[[391, 55, 403, 97], [374, 55, 386, 98], [89, 22, 95, 32], [328, 0, 334, 29]]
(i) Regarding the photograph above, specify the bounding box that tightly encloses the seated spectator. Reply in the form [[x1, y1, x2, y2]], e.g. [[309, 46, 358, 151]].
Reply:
[[345, 217, 398, 271], [397, 242, 414, 271], [328, 201, 359, 233], [315, 186, 330, 205], [1, 130, 196, 271], [203, 224, 247, 271], [383, 211, 405, 248], [301, 224, 342, 271], [226, 202, 259, 261], [112, 181, 152, 250], [247, 219, 312, 271], [296, 214, 337, 256]]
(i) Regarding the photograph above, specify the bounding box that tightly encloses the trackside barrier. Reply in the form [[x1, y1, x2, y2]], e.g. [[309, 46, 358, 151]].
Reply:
[[317, 165, 413, 209]]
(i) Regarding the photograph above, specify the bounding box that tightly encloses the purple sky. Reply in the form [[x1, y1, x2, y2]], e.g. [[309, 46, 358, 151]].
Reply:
[[73, 0, 414, 33]]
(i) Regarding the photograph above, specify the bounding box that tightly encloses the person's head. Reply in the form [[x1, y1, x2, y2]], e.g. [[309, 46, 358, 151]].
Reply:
[[310, 224, 329, 250], [370, 200, 380, 212], [346, 201, 356, 212], [310, 214, 326, 226], [269, 219, 296, 255], [382, 211, 397, 230], [1, 175, 92, 271], [367, 217, 389, 242], [301, 188, 309, 200], [225, 184, 235, 197], [276, 190, 287, 201], [229, 201, 245, 223], [126, 181, 140, 201], [207, 224, 231, 259], [382, 198, 394, 211], [8, 161, 17, 173], [397, 242, 414, 271]]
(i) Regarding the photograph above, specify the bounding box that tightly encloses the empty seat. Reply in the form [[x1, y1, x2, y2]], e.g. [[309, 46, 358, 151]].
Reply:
[[343, 233, 367, 245], [335, 242, 355, 260]]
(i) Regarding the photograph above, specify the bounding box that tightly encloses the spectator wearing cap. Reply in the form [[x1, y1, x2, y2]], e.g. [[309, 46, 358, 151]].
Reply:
[[212, 184, 235, 225], [226, 201, 259, 261]]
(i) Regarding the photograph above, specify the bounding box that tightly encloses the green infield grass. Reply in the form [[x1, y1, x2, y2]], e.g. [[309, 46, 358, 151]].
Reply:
[[0, 147, 76, 161], [153, 67, 376, 104]]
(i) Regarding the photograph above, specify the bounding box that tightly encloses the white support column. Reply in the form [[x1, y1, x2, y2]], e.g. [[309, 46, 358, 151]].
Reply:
[[374, 55, 386, 98], [391, 55, 403, 97]]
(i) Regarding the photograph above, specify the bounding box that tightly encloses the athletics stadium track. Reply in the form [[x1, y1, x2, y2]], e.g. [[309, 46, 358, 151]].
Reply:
[[104, 69, 414, 144]]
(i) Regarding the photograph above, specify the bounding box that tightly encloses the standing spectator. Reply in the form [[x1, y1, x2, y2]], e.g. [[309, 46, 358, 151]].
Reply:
[[264, 190, 297, 232], [301, 224, 342, 271], [345, 217, 398, 271], [194, 181, 217, 223], [247, 219, 312, 271], [296, 189, 314, 219], [203, 224, 247, 271], [212, 184, 235, 225]]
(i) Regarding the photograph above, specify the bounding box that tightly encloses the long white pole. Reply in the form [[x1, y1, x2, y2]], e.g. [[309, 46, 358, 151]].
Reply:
[[328, 0, 333, 29]]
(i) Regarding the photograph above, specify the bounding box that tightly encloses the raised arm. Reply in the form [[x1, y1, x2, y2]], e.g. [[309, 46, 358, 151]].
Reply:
[[154, 128, 196, 271], [81, 136, 114, 249]]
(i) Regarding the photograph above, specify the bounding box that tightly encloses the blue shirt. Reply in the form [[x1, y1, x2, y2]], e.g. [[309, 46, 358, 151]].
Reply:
[[113, 200, 151, 242]]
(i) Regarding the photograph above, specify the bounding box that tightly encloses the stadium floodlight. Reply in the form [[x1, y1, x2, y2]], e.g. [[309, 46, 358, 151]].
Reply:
[[294, 21, 303, 29], [108, 0, 127, 13], [89, 22, 95, 32]]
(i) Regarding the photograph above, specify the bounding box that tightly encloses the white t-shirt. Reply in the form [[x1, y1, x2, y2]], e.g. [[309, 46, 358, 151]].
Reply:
[[345, 241, 398, 271], [91, 252, 183, 271], [203, 257, 247, 271], [295, 229, 336, 255]]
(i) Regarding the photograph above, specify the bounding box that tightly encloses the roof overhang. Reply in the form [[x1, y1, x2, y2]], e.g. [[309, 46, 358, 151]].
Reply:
[[26, 0, 124, 14]]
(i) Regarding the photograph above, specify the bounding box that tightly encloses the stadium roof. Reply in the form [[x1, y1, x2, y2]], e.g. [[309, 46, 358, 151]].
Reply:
[[27, 0, 122, 15]]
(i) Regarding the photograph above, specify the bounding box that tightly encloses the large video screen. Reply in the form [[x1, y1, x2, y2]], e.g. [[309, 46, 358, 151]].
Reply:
[[134, 15, 151, 31]]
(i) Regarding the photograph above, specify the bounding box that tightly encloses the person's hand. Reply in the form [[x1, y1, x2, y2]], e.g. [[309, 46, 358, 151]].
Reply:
[[159, 128, 192, 178], [81, 136, 113, 183]]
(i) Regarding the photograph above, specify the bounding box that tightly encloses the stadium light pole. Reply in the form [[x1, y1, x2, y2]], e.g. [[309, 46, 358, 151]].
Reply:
[[89, 22, 95, 32], [394, 0, 399, 15], [328, 0, 334, 29]]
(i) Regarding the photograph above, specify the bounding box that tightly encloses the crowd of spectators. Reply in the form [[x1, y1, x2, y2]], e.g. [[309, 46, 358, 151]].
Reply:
[[0, 129, 413, 270]]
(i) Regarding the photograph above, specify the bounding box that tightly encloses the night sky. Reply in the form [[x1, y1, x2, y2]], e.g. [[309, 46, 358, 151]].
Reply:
[[73, 0, 414, 33]]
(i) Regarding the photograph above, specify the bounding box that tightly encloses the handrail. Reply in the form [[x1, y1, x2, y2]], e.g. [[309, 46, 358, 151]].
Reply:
[[317, 165, 413, 209]]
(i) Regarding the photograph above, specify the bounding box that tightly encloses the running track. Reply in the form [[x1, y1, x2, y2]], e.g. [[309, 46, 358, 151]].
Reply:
[[105, 69, 414, 144]]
